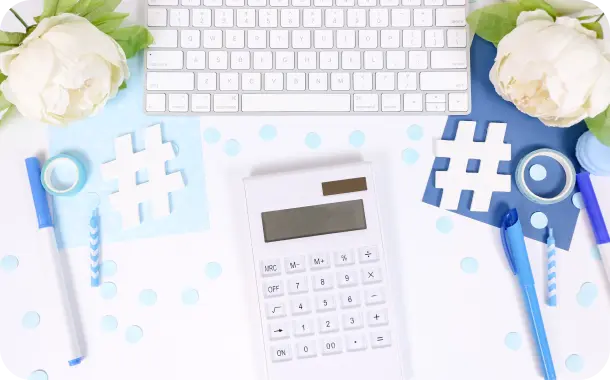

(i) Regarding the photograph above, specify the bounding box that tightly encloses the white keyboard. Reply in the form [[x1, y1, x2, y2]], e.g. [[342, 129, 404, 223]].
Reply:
[[145, 0, 471, 114]]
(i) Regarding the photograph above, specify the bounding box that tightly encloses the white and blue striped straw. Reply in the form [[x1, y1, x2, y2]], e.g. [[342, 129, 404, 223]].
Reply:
[[547, 227, 557, 307], [90, 209, 101, 287]]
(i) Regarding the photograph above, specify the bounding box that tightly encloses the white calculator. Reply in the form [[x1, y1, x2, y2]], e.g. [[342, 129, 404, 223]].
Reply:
[[244, 162, 405, 380]]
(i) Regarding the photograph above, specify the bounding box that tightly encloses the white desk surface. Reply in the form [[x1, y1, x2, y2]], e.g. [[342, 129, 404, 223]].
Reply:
[[1, 1, 610, 380]]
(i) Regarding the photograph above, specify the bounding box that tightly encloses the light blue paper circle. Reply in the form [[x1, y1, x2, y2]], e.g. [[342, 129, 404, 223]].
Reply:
[[259, 125, 277, 141], [100, 282, 117, 300], [0, 255, 19, 272], [566, 354, 585, 373], [182, 289, 200, 305], [125, 325, 143, 344], [576, 131, 610, 176], [28, 370, 48, 380], [407, 124, 423, 141], [139, 289, 158, 306], [572, 192, 584, 209], [577, 282, 598, 308], [402, 148, 419, 165], [224, 139, 241, 156], [203, 128, 221, 144], [460, 257, 479, 274], [22, 311, 40, 329], [305, 132, 322, 149], [101, 315, 118, 332], [205, 262, 223, 280], [349, 131, 366, 148], [504, 332, 522, 351], [529, 164, 547, 181], [530, 212, 548, 229], [101, 260, 117, 277], [591, 246, 602, 261], [436, 216, 454, 234]]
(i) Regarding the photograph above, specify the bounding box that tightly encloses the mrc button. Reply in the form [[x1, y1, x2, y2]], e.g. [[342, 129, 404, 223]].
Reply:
[[261, 259, 282, 277]]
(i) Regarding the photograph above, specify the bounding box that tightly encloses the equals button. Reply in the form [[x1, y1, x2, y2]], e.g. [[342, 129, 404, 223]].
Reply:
[[371, 331, 391, 349]]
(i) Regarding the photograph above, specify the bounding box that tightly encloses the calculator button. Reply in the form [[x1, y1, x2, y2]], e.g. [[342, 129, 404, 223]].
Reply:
[[296, 340, 317, 359], [362, 267, 383, 284], [261, 259, 282, 276], [294, 318, 315, 337], [313, 274, 334, 291], [365, 288, 386, 305], [285, 256, 306, 273], [340, 291, 362, 308], [309, 252, 331, 270], [318, 315, 340, 333], [263, 280, 284, 297], [288, 276, 309, 294], [334, 249, 355, 266], [315, 295, 336, 312], [265, 302, 286, 318], [346, 333, 367, 351], [271, 344, 293, 362], [358, 246, 380, 263], [321, 337, 343, 355], [342, 311, 364, 330], [269, 321, 290, 340], [291, 297, 312, 315], [367, 309, 389, 327], [371, 331, 392, 348], [337, 270, 359, 288]]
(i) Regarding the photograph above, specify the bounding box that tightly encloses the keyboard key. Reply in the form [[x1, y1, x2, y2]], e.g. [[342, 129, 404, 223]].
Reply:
[[391, 9, 410, 27], [375, 72, 394, 90], [426, 0, 443, 4], [182, 0, 201, 4], [340, 290, 361, 308], [170, 9, 189, 26], [271, 344, 292, 362], [318, 315, 339, 333], [241, 94, 350, 112], [371, 331, 392, 348], [334, 250, 355, 266], [309, 73, 328, 90], [147, 51, 183, 70], [409, 51, 428, 69], [293, 319, 315, 336], [242, 73, 261, 90], [403, 30, 422, 48], [387, 51, 406, 70], [425, 29, 445, 48], [420, 71, 468, 90], [337, 30, 356, 48], [151, 30, 178, 48], [149, 0, 178, 4], [403, 93, 423, 111], [381, 30, 400, 48], [237, 9, 255, 27], [427, 94, 447, 103], [181, 30, 200, 48], [313, 274, 334, 290], [287, 73, 306, 90], [146, 94, 165, 112], [414, 9, 433, 26], [365, 287, 386, 305], [288, 276, 309, 294], [359, 246, 380, 263], [314, 30, 333, 48], [203, 30, 222, 48], [265, 301, 286, 318], [169, 93, 188, 112], [342, 311, 364, 330], [353, 72, 372, 90], [358, 30, 377, 48], [354, 94, 379, 112], [247, 30, 267, 48], [321, 337, 342, 355], [337, 270, 359, 287], [265, 73, 284, 90], [362, 267, 383, 284], [449, 92, 469, 112], [347, 9, 366, 27], [226, 0, 245, 4], [398, 72, 417, 90], [358, 0, 376, 5], [346, 333, 367, 351], [431, 50, 468, 69], [291, 297, 312, 315], [319, 51, 338, 70], [259, 9, 278, 27], [436, 8, 466, 27], [276, 51, 294, 69], [303, 9, 322, 27], [369, 9, 388, 27], [337, 0, 355, 5], [192, 9, 211, 27], [269, 321, 290, 340], [147, 8, 167, 26], [197, 73, 217, 90], [263, 280, 284, 297], [342, 52, 361, 69], [231, 51, 250, 69], [191, 94, 211, 112], [427, 102, 446, 112], [292, 30, 311, 48], [447, 29, 468, 48], [270, 30, 289, 48], [204, 0, 222, 4], [315, 295, 336, 311], [249, 0, 266, 4], [147, 72, 195, 91], [447, 0, 466, 4], [209, 51, 228, 69], [309, 253, 330, 270], [296, 341, 317, 359], [331, 73, 350, 90], [315, 0, 332, 5], [280, 9, 299, 27], [382, 94, 401, 112], [186, 51, 205, 69], [226, 30, 245, 49], [402, 0, 421, 4], [220, 73, 238, 91], [364, 51, 383, 70], [253, 52, 272, 69], [367, 309, 389, 326], [325, 9, 344, 27], [297, 51, 317, 69], [270, 0, 288, 5]]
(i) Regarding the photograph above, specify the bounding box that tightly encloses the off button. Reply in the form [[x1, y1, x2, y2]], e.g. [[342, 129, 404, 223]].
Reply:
[[264, 280, 284, 298]]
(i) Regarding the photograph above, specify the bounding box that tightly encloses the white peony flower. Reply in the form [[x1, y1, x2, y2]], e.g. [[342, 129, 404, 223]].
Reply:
[[490, 10, 610, 127], [504, 0, 598, 15], [0, 14, 129, 125]]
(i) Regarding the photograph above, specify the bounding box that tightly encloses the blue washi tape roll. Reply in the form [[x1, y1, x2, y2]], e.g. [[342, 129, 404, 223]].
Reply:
[[41, 154, 87, 197], [515, 148, 576, 205]]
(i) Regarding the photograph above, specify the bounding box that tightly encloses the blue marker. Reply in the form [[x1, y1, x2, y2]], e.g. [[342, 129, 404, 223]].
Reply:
[[501, 209, 556, 380], [26, 157, 85, 366]]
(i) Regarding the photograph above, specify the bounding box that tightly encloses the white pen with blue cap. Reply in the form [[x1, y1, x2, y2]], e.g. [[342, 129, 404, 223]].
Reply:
[[25, 157, 85, 367]]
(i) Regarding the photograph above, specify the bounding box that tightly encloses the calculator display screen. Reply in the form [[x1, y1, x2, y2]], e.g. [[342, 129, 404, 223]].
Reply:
[[261, 200, 367, 243]]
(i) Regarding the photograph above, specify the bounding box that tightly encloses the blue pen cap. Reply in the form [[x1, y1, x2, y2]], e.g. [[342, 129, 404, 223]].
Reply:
[[25, 157, 53, 229]]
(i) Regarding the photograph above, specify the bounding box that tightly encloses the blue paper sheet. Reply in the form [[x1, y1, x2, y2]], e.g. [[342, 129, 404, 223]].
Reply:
[[49, 55, 209, 249], [422, 36, 586, 250]]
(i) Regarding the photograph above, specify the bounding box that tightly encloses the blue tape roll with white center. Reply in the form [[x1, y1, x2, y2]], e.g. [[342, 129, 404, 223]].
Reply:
[[41, 154, 87, 197], [515, 148, 576, 205]]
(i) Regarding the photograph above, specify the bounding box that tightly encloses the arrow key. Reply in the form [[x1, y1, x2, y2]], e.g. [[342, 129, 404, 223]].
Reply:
[[269, 321, 290, 340]]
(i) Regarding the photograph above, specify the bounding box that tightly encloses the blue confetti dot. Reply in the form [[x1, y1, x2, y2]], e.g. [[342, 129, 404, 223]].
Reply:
[[566, 354, 585, 373], [461, 257, 479, 274], [203, 128, 221, 144], [28, 370, 48, 380], [305, 132, 322, 149], [224, 139, 241, 156], [436, 216, 453, 234], [100, 282, 117, 300], [259, 125, 277, 141], [125, 325, 143, 344], [22, 311, 40, 329], [530, 212, 548, 229], [407, 124, 424, 141], [182, 289, 200, 305], [101, 260, 117, 277], [402, 148, 419, 165], [101, 315, 118, 332], [349, 130, 366, 148], [0, 255, 19, 272], [504, 332, 522, 351], [577, 282, 598, 308], [205, 262, 223, 280], [529, 164, 547, 181], [591, 246, 602, 261], [572, 192, 584, 209], [139, 289, 158, 306]]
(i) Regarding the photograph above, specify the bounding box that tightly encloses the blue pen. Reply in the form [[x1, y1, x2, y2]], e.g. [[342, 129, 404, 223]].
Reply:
[[25, 157, 85, 366], [501, 209, 556, 380]]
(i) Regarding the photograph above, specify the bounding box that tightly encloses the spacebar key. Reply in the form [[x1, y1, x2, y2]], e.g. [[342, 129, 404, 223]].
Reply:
[[242, 94, 351, 112]]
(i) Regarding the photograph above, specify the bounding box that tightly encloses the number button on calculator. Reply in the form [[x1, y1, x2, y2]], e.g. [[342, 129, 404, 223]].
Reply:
[[313, 274, 334, 291], [288, 276, 309, 294], [291, 297, 312, 315], [296, 341, 317, 359]]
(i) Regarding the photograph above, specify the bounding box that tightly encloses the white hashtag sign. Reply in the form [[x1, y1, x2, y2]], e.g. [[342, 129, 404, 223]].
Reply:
[[435, 121, 512, 212], [101, 124, 185, 229]]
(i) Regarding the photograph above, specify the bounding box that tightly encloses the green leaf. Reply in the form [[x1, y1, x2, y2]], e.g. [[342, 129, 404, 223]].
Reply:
[[0, 31, 26, 51], [38, 0, 59, 20], [57, 0, 80, 13], [582, 21, 604, 39], [586, 107, 610, 146], [467, 3, 525, 46], [0, 74, 7, 85], [110, 26, 154, 59], [80, 0, 122, 20], [119, 81, 127, 90], [578, 14, 603, 21], [91, 12, 128, 34], [518, 0, 557, 19]]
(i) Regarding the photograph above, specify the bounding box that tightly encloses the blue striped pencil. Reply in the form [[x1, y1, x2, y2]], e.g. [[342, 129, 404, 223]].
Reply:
[[90, 209, 101, 287], [547, 227, 557, 307]]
